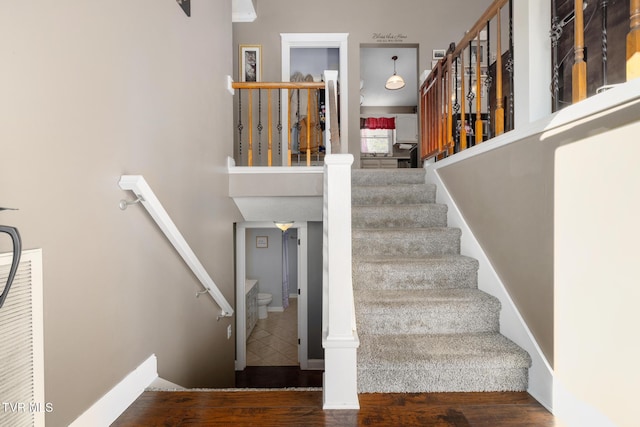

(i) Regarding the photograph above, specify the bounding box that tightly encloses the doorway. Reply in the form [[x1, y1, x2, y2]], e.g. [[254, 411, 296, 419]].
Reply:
[[280, 33, 349, 159], [235, 222, 309, 371], [359, 44, 420, 168]]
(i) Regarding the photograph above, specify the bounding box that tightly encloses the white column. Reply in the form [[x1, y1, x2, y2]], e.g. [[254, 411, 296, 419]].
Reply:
[[322, 153, 359, 409], [323, 70, 339, 155]]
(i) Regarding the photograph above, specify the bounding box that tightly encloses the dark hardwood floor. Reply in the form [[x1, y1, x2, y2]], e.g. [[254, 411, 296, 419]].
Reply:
[[235, 366, 323, 388], [112, 367, 557, 426]]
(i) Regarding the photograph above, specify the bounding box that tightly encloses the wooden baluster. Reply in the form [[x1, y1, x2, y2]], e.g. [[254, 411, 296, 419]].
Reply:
[[495, 7, 505, 135], [460, 51, 467, 150], [628, 0, 640, 80], [248, 89, 253, 166], [437, 72, 443, 156], [433, 72, 438, 155], [306, 89, 311, 166], [431, 83, 437, 156], [287, 89, 292, 166], [446, 54, 454, 155], [420, 86, 424, 157], [267, 89, 273, 166], [601, 0, 609, 87], [429, 81, 435, 156], [475, 33, 483, 144], [573, 0, 587, 102], [485, 20, 492, 140]]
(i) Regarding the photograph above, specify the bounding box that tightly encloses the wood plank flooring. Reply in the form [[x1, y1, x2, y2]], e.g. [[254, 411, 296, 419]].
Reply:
[[113, 390, 556, 426], [113, 367, 556, 426]]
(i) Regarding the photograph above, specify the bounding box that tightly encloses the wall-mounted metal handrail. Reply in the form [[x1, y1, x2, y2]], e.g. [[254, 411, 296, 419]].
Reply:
[[118, 175, 233, 319]]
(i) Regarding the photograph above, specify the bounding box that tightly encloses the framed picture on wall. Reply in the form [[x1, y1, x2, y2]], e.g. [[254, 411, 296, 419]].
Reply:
[[239, 44, 262, 82], [256, 236, 268, 248], [432, 49, 446, 59]]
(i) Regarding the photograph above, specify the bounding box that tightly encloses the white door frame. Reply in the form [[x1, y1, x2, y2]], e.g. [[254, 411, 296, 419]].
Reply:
[[280, 32, 349, 161], [235, 221, 309, 370]]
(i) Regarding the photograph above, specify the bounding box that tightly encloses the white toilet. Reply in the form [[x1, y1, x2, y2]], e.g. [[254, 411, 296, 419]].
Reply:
[[257, 293, 272, 319]]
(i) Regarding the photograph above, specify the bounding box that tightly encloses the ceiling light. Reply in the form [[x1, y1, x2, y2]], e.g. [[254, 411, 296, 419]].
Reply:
[[385, 55, 405, 90], [274, 221, 294, 232]]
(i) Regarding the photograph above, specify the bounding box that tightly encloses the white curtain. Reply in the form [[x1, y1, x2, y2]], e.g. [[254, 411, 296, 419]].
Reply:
[[281, 229, 290, 309]]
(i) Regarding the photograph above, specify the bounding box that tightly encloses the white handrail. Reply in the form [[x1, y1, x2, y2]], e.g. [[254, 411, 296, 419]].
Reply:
[[118, 175, 233, 319]]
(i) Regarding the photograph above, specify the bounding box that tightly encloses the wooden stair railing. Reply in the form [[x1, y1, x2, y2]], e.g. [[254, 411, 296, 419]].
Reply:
[[422, 0, 640, 162], [420, 0, 510, 161], [232, 81, 325, 167]]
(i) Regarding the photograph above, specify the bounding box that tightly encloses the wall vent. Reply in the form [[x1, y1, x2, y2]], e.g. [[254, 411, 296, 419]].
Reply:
[[0, 249, 44, 427]]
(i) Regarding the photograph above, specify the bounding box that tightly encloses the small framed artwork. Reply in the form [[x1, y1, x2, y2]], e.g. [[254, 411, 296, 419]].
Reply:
[[256, 236, 268, 248], [239, 44, 262, 82], [432, 49, 446, 60]]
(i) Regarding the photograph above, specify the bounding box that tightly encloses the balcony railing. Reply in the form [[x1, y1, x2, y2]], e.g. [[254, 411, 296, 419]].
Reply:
[[232, 72, 338, 167], [420, 0, 640, 162]]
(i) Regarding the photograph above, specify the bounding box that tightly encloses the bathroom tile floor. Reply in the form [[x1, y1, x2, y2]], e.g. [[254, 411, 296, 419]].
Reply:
[[247, 298, 298, 366]]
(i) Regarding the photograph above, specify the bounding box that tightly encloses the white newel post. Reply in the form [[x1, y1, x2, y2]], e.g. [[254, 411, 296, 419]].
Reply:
[[323, 70, 339, 155], [322, 153, 360, 410]]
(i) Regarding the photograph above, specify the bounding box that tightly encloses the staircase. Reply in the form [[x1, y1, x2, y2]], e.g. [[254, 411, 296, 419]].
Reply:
[[352, 168, 531, 393]]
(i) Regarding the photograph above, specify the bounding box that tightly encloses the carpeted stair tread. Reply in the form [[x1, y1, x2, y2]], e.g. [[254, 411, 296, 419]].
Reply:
[[355, 289, 500, 335], [352, 203, 448, 228], [352, 184, 436, 205], [352, 169, 426, 186], [357, 333, 531, 393], [350, 168, 530, 393], [353, 227, 461, 257], [358, 333, 531, 370], [353, 255, 478, 290]]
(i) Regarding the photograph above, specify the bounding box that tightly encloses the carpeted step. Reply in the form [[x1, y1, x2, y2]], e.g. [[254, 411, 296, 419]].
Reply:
[[352, 203, 448, 229], [352, 184, 436, 205], [357, 333, 531, 393], [352, 228, 461, 257], [355, 289, 500, 335], [353, 256, 479, 290], [352, 169, 426, 186], [350, 167, 531, 394]]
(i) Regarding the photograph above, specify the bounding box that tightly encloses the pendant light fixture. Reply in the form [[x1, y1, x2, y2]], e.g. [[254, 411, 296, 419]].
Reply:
[[274, 221, 294, 232], [385, 55, 405, 90]]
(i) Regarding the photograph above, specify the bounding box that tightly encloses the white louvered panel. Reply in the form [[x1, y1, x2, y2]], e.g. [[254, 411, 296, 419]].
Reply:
[[0, 249, 44, 427]]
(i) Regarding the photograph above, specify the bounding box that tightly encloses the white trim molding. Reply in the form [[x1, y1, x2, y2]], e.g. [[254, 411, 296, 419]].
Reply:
[[425, 167, 554, 410]]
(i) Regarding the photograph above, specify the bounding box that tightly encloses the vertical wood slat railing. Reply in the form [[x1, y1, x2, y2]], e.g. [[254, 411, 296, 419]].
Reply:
[[573, 0, 588, 102], [420, 0, 509, 161], [231, 82, 325, 167], [422, 0, 640, 161]]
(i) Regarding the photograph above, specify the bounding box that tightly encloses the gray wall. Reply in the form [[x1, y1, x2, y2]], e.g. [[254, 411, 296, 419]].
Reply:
[[246, 228, 286, 307], [234, 0, 493, 166], [438, 135, 557, 363], [0, 1, 240, 425], [437, 98, 640, 366]]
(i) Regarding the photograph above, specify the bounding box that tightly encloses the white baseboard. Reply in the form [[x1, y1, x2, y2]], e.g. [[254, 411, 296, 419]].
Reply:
[[426, 167, 554, 411], [69, 354, 158, 427], [267, 307, 284, 313]]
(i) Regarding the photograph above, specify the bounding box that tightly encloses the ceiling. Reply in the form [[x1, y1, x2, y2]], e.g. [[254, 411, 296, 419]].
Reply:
[[232, 0, 257, 22], [360, 46, 418, 108]]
